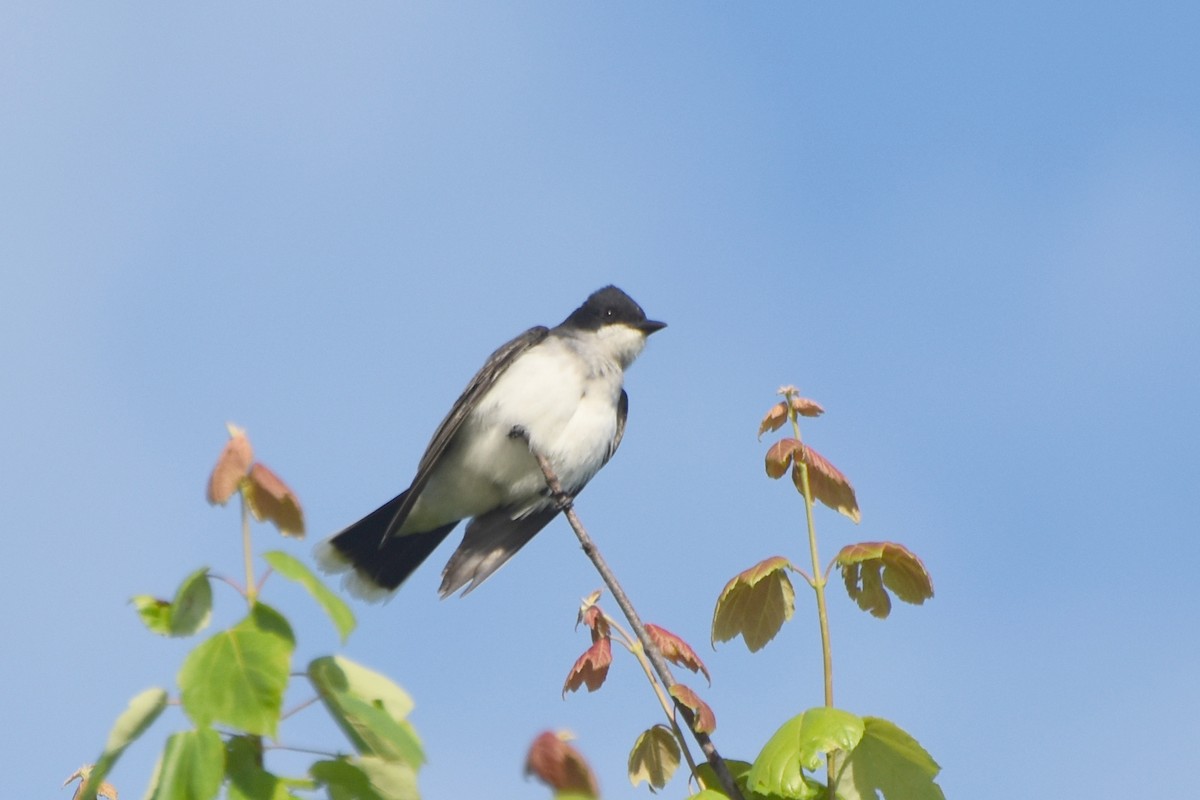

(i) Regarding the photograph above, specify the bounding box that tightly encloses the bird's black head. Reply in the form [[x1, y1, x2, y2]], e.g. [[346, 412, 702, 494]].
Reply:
[[559, 285, 667, 335]]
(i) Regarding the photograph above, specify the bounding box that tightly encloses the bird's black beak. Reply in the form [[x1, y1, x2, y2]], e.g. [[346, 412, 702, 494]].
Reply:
[[638, 319, 667, 335]]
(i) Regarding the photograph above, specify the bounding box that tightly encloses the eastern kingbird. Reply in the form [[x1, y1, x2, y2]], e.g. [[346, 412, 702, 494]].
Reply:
[[317, 285, 665, 601]]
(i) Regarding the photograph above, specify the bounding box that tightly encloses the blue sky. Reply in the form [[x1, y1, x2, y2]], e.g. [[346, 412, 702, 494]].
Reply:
[[3, 3, 1198, 798]]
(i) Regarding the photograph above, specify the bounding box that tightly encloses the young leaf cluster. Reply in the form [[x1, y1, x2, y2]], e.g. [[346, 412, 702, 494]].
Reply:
[[72, 426, 425, 800], [525, 386, 945, 800], [556, 592, 715, 794], [701, 387, 942, 800]]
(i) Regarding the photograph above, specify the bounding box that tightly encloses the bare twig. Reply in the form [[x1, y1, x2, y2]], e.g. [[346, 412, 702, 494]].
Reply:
[[533, 452, 746, 800]]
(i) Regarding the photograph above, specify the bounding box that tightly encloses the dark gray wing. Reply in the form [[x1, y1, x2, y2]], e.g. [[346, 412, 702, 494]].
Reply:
[[385, 325, 551, 539], [605, 388, 629, 465]]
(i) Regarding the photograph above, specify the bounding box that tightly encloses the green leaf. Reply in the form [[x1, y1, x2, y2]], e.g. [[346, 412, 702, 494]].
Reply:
[[278, 776, 318, 793], [693, 759, 753, 798], [145, 728, 225, 800], [179, 603, 295, 737], [131, 598, 174, 635], [308, 656, 424, 766], [225, 736, 293, 800], [263, 550, 355, 643], [627, 725, 681, 790], [835, 543, 934, 619], [748, 707, 864, 799], [834, 717, 944, 800], [132, 568, 213, 637], [350, 757, 419, 800], [711, 556, 796, 652], [311, 757, 419, 800], [77, 687, 169, 800]]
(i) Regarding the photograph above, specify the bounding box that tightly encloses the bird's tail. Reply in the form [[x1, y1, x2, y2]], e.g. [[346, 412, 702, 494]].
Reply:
[[315, 491, 457, 602]]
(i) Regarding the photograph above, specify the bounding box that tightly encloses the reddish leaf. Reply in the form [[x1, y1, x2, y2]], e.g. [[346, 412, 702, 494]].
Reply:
[[789, 396, 825, 418], [525, 731, 599, 798], [791, 443, 861, 523], [576, 592, 610, 642], [669, 684, 717, 734], [765, 438, 803, 479], [761, 388, 825, 438], [758, 402, 789, 439], [206, 425, 253, 505], [563, 638, 612, 696], [835, 542, 934, 619], [582, 608, 610, 642], [243, 463, 305, 537], [645, 624, 710, 684], [712, 556, 796, 652]]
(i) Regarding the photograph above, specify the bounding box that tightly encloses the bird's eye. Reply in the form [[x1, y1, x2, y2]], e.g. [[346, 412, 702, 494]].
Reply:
[[604, 307, 615, 318]]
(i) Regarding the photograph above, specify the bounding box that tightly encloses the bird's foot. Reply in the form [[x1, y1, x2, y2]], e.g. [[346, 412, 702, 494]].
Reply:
[[546, 488, 574, 512]]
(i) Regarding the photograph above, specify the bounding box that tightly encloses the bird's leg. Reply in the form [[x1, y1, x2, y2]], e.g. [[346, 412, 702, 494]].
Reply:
[[510, 425, 573, 511]]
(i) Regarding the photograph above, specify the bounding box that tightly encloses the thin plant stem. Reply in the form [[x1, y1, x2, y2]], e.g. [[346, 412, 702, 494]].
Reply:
[[212, 572, 248, 598], [789, 398, 838, 795], [241, 496, 256, 607], [532, 451, 745, 800], [263, 743, 341, 759], [608, 615, 702, 783], [796, 461, 833, 708], [281, 695, 321, 721]]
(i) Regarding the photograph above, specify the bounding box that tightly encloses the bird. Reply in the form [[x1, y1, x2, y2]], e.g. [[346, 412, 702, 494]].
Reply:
[[316, 285, 666, 601]]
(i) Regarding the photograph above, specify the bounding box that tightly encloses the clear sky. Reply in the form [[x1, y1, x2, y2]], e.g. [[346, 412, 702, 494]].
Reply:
[[3, 3, 1198, 799]]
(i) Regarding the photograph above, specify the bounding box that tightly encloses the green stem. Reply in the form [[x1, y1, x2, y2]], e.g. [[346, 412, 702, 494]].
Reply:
[[797, 461, 833, 708], [788, 396, 838, 795], [241, 497, 256, 606]]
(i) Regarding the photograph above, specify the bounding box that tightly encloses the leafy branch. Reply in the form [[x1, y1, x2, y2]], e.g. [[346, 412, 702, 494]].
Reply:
[[531, 450, 745, 800], [72, 425, 424, 800], [562, 592, 712, 791], [706, 386, 942, 800]]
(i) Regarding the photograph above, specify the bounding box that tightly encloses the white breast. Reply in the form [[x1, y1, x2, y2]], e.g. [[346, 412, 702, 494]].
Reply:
[[474, 336, 621, 491], [403, 335, 623, 530]]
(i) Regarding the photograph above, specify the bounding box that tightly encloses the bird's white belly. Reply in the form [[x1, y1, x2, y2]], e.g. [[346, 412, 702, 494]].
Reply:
[[404, 339, 621, 529]]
